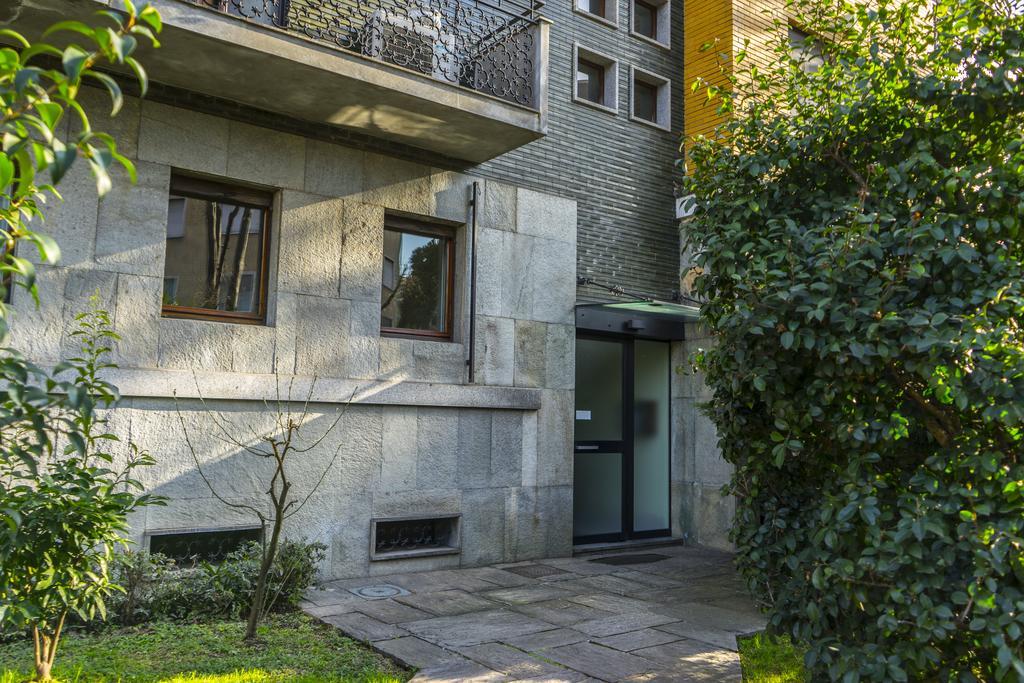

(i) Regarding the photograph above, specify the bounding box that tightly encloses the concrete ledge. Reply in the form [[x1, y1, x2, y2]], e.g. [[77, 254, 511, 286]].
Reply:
[[16, 0, 546, 162], [100, 367, 543, 410]]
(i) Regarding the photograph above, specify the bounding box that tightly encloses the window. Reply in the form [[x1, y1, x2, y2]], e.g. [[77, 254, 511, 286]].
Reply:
[[148, 527, 262, 564], [630, 66, 671, 129], [630, 0, 670, 46], [162, 175, 272, 324], [633, 0, 656, 38], [573, 45, 619, 113], [789, 27, 824, 72], [577, 59, 605, 103], [575, 0, 617, 25], [381, 217, 454, 338], [634, 80, 658, 121]]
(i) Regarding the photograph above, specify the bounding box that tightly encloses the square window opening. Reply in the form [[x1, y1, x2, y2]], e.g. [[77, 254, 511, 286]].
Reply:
[[575, 0, 617, 25], [574, 46, 618, 112], [634, 80, 658, 122], [381, 217, 456, 339], [633, 0, 656, 39], [162, 174, 273, 324], [576, 58, 606, 104], [630, 67, 670, 129], [630, 0, 669, 46]]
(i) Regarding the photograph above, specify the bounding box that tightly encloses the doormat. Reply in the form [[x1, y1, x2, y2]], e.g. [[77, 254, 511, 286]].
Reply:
[[502, 563, 571, 579], [589, 553, 669, 566]]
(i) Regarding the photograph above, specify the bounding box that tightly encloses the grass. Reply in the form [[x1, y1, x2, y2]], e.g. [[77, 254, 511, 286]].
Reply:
[[0, 613, 410, 683], [738, 632, 808, 683]]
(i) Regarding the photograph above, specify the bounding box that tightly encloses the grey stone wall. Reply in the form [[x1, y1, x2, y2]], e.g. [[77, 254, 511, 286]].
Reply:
[[672, 322, 734, 550], [9, 92, 578, 578], [128, 0, 684, 304]]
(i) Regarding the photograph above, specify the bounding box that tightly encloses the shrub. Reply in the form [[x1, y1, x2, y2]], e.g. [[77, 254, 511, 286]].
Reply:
[[108, 541, 327, 625], [683, 0, 1024, 679], [0, 307, 162, 681]]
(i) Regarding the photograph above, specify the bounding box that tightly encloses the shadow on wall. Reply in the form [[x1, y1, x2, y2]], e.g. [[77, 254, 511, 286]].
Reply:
[[137, 398, 387, 578]]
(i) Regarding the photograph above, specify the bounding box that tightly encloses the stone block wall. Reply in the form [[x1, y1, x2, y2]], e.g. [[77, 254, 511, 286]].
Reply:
[[9, 91, 578, 579], [672, 322, 733, 550]]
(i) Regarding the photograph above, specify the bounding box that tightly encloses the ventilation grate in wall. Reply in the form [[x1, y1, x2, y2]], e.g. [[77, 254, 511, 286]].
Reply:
[[370, 514, 461, 561]]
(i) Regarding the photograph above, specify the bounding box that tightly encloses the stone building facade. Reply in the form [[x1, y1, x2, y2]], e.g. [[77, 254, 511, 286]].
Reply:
[[7, 0, 734, 579]]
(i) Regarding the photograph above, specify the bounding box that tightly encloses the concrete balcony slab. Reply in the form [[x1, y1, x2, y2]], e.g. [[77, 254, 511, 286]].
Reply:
[[14, 0, 548, 162]]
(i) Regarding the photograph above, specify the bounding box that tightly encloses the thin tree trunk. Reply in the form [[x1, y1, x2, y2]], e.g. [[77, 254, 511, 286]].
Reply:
[[205, 201, 218, 298], [215, 205, 240, 304], [228, 208, 252, 311], [32, 612, 66, 681], [245, 509, 284, 641]]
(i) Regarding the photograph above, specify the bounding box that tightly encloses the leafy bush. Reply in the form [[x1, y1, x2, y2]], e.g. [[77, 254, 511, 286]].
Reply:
[[683, 0, 1024, 679], [108, 541, 327, 625], [0, 307, 162, 681]]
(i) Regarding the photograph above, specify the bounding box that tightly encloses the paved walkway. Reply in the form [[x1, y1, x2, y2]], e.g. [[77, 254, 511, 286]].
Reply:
[[302, 545, 765, 682]]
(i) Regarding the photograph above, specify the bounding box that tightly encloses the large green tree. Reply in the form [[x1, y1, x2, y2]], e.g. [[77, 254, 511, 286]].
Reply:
[[0, 0, 160, 333], [0, 6, 161, 680], [683, 0, 1024, 679]]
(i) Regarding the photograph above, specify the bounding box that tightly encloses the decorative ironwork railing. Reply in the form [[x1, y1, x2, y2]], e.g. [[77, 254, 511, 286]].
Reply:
[[185, 0, 545, 107]]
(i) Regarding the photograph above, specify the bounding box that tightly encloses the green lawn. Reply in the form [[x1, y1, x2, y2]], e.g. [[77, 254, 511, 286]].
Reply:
[[0, 614, 409, 683], [738, 632, 807, 683]]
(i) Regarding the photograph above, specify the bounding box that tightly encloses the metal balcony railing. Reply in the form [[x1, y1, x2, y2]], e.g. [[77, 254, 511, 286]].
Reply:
[[184, 0, 546, 108]]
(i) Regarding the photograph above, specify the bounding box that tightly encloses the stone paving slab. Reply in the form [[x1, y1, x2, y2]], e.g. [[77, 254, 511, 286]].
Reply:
[[480, 583, 579, 605], [503, 627, 590, 651], [594, 628, 683, 652], [354, 598, 435, 624], [509, 598, 614, 626], [396, 588, 502, 616], [307, 545, 763, 682], [457, 642, 576, 679], [544, 641, 658, 680], [320, 612, 407, 642], [401, 609, 555, 647], [574, 612, 679, 638]]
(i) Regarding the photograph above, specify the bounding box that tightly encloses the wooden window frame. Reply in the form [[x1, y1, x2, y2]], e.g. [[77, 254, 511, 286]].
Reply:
[[380, 216, 456, 341], [161, 174, 274, 325]]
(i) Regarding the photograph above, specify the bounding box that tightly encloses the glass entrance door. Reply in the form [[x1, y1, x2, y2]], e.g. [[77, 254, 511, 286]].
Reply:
[[573, 336, 670, 544]]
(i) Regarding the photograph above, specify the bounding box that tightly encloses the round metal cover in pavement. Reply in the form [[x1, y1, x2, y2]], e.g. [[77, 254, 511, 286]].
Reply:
[[347, 583, 411, 600]]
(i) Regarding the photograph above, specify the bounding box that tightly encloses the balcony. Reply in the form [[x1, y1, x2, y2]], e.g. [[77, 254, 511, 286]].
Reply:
[[16, 0, 550, 162]]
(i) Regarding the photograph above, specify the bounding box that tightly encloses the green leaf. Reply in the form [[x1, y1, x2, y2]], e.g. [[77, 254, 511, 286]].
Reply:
[[0, 155, 13, 190], [61, 45, 90, 81]]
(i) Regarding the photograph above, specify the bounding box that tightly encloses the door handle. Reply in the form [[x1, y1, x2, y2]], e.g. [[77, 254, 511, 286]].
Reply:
[[575, 445, 600, 451]]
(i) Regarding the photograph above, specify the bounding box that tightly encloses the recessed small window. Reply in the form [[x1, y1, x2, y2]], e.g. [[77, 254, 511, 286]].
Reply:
[[633, 0, 656, 38], [381, 217, 455, 339], [630, 0, 669, 46], [162, 175, 273, 324], [575, 0, 617, 24], [576, 59, 605, 103], [789, 27, 824, 73], [630, 67, 670, 130], [634, 80, 658, 122], [573, 45, 619, 113]]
